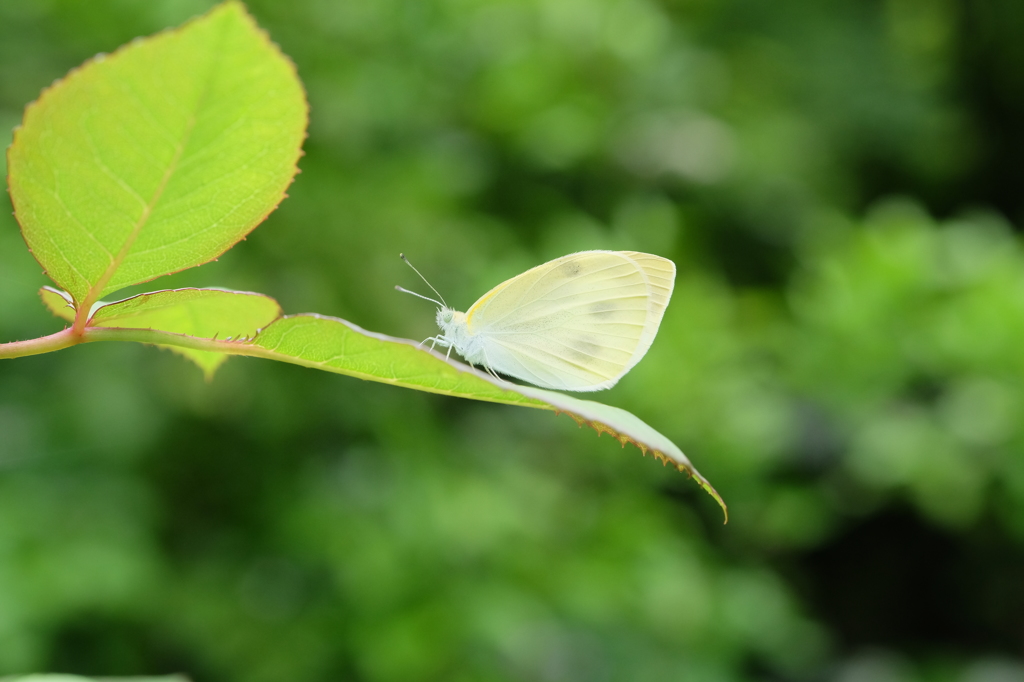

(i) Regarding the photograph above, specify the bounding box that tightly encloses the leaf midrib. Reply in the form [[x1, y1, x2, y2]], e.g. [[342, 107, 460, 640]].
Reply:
[[72, 17, 229, 332]]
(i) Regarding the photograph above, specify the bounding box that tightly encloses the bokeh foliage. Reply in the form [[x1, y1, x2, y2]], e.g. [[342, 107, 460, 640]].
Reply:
[[1, 1, 1023, 681]]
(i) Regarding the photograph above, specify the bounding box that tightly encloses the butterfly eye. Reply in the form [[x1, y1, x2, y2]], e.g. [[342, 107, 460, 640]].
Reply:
[[442, 310, 454, 324]]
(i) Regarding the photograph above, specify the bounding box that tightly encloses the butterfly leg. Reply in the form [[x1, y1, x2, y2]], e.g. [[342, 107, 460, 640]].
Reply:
[[420, 336, 449, 352], [466, 360, 496, 381]]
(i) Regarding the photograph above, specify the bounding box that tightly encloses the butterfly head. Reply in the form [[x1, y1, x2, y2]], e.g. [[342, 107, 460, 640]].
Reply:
[[436, 308, 470, 345], [436, 306, 455, 330]]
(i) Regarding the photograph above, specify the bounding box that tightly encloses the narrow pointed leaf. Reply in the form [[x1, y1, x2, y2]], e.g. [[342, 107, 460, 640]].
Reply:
[[74, 313, 724, 517], [42, 286, 281, 377], [8, 1, 307, 306], [248, 314, 726, 518]]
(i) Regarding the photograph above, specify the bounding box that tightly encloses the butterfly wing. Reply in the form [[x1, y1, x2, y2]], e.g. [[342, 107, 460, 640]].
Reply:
[[464, 250, 675, 391]]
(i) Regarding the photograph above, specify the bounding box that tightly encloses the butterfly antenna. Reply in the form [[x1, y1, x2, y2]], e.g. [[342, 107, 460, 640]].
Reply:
[[395, 285, 443, 307], [399, 253, 448, 307]]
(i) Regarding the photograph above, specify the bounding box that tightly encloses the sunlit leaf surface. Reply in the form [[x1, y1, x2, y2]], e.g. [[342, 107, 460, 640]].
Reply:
[[8, 1, 306, 306], [251, 314, 727, 517]]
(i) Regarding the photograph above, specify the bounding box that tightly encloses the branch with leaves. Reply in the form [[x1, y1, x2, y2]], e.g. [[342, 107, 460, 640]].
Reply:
[[0, 1, 725, 520]]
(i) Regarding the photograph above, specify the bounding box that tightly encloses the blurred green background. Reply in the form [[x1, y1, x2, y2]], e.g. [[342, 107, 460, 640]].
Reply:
[[2, 0, 1024, 680]]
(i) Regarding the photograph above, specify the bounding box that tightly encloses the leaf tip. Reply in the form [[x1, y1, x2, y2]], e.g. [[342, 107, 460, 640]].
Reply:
[[546, 407, 727, 523]]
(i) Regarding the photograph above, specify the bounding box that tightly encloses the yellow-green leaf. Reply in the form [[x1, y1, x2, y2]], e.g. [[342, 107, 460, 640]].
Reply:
[[9, 1, 306, 311], [249, 314, 727, 518]]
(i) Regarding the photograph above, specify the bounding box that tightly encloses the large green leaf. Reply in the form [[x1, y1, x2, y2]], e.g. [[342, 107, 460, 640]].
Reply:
[[42, 286, 281, 378], [246, 315, 728, 518], [7, 1, 306, 311], [21, 310, 723, 516], [69, 314, 724, 517]]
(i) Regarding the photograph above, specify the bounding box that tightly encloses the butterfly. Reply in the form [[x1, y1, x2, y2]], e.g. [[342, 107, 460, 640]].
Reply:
[[398, 250, 675, 392]]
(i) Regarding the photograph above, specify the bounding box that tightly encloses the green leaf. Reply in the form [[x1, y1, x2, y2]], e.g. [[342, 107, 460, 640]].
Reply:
[[67, 313, 724, 517], [42, 286, 281, 378], [8, 1, 307, 313], [248, 314, 727, 518]]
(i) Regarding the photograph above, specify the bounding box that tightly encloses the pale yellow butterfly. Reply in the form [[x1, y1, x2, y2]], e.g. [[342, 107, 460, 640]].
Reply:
[[397, 250, 675, 392]]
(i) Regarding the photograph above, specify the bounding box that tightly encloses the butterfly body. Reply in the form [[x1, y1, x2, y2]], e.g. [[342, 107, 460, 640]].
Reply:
[[430, 250, 675, 393], [434, 308, 485, 364]]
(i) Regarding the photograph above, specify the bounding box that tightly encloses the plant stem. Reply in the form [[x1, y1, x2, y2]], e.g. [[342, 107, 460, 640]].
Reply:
[[0, 326, 249, 360], [0, 326, 260, 360], [0, 328, 82, 359]]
